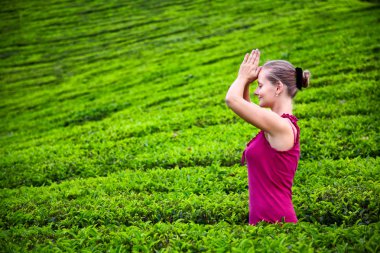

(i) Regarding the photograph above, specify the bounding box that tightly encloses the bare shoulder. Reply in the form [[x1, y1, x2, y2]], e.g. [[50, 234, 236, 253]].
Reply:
[[265, 118, 297, 151]]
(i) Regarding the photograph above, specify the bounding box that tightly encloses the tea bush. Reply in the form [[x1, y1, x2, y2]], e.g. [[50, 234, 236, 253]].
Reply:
[[1, 0, 379, 251]]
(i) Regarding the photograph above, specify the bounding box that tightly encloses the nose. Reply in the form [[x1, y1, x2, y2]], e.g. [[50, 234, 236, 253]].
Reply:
[[254, 87, 260, 96]]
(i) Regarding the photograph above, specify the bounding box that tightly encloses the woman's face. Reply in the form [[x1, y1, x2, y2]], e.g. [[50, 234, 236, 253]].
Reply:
[[254, 68, 277, 108]]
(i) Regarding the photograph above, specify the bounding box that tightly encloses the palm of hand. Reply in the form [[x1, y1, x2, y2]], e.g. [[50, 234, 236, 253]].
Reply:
[[238, 49, 262, 83]]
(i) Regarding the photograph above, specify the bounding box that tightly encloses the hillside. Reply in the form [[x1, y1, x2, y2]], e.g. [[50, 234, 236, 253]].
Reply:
[[1, 0, 379, 251]]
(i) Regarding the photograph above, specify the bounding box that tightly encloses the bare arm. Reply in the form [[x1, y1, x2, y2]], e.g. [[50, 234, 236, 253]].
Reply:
[[225, 49, 288, 135], [226, 49, 260, 102], [243, 82, 251, 102]]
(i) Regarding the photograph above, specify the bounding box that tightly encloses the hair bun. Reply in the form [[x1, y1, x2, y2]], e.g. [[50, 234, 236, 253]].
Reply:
[[302, 70, 311, 88]]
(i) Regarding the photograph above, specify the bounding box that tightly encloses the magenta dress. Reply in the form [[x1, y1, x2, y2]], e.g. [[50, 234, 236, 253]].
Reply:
[[241, 113, 300, 225]]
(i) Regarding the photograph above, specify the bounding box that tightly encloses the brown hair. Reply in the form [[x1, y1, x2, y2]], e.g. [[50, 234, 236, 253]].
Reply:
[[262, 60, 311, 98]]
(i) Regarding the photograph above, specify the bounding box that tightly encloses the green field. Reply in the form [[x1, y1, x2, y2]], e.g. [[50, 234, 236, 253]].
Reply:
[[1, 0, 379, 251]]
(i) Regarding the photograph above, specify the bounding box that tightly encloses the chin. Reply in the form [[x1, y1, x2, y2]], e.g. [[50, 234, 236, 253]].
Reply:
[[258, 101, 267, 108]]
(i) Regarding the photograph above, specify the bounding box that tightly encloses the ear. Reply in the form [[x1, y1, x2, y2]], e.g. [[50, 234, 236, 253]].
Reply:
[[276, 81, 285, 93]]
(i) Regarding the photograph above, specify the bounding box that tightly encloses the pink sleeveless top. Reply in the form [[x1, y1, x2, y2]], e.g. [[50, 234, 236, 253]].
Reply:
[[241, 113, 300, 225]]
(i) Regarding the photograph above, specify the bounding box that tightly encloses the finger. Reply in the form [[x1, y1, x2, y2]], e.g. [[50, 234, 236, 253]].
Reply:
[[252, 50, 260, 65], [243, 53, 249, 63], [247, 49, 255, 63], [249, 49, 258, 63]]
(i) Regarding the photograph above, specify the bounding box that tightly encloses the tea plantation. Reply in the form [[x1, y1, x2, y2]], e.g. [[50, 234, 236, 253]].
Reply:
[[0, 0, 379, 251]]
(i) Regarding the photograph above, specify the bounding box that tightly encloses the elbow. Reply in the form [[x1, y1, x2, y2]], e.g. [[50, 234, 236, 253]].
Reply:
[[225, 97, 232, 108], [225, 96, 238, 108], [225, 96, 230, 106]]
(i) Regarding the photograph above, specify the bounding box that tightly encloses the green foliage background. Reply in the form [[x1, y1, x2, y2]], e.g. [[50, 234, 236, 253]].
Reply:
[[0, 0, 379, 251]]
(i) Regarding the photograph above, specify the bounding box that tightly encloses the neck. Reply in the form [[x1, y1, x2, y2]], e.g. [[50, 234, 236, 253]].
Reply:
[[271, 97, 293, 116]]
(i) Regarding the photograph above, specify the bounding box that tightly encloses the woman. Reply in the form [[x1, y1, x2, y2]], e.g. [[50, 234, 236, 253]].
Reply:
[[225, 49, 310, 225]]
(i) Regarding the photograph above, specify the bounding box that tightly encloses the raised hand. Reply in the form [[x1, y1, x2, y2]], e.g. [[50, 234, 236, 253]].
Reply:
[[238, 49, 262, 84]]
